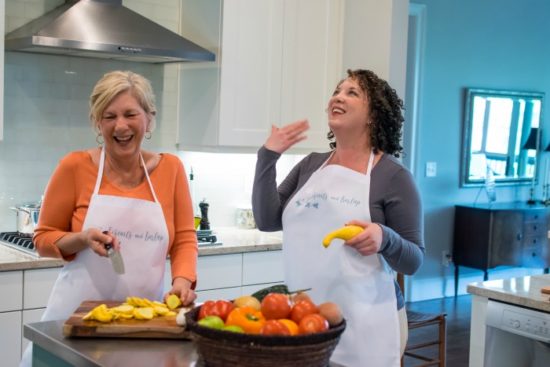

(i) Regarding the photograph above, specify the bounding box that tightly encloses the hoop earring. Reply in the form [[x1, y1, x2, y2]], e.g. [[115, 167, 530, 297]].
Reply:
[[96, 133, 104, 145], [145, 131, 152, 140]]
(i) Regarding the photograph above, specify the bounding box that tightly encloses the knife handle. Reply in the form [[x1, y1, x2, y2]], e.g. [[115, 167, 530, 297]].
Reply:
[[102, 231, 113, 251]]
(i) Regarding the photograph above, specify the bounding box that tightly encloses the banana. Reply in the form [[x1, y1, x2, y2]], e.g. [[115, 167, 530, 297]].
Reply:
[[322, 225, 363, 248]]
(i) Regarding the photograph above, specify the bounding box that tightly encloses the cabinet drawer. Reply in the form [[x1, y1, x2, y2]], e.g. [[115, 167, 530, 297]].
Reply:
[[23, 268, 60, 309], [523, 222, 546, 237], [0, 271, 23, 312], [242, 251, 284, 285], [522, 243, 550, 268], [196, 254, 242, 291], [524, 211, 546, 223], [522, 236, 546, 248]]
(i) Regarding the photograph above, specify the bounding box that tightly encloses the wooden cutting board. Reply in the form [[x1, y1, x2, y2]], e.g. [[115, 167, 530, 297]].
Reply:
[[63, 300, 190, 339]]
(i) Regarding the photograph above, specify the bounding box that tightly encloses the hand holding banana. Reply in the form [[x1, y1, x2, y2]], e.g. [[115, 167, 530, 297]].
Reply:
[[322, 221, 383, 256]]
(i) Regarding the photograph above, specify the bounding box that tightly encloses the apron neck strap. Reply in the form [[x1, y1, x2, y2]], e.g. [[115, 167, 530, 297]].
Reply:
[[93, 148, 160, 203], [366, 148, 375, 176], [320, 148, 377, 175], [140, 153, 159, 203]]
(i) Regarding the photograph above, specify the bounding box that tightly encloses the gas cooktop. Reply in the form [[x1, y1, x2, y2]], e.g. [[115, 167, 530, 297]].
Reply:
[[0, 232, 37, 256], [0, 231, 221, 254]]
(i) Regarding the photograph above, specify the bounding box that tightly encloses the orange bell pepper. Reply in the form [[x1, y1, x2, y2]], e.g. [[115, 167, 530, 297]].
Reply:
[[225, 306, 266, 334]]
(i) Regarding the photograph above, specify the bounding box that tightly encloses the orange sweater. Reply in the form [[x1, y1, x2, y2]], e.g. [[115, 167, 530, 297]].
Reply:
[[34, 151, 198, 283]]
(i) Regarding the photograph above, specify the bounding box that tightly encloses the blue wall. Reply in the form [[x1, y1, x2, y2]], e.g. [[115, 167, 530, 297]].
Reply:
[[409, 0, 550, 300]]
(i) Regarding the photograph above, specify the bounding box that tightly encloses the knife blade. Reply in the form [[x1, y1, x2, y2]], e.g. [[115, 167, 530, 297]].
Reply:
[[104, 238, 125, 274]]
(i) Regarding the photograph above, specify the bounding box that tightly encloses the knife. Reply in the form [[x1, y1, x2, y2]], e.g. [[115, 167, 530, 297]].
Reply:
[[103, 232, 125, 274]]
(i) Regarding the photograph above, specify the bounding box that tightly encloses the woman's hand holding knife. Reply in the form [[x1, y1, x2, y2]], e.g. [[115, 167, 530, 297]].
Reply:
[[56, 228, 121, 257]]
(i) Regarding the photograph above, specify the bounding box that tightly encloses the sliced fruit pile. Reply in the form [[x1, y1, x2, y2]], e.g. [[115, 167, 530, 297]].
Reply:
[[197, 286, 343, 336], [82, 295, 182, 323]]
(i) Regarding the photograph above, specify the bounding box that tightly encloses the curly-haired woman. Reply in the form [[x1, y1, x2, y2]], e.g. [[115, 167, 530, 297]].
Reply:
[[252, 69, 424, 367]]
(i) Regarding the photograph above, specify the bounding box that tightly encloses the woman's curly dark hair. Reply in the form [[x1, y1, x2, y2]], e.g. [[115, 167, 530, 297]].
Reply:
[[327, 69, 404, 157]]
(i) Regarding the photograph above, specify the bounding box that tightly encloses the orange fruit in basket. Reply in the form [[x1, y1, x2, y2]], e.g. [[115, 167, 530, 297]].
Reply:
[[278, 318, 299, 335]]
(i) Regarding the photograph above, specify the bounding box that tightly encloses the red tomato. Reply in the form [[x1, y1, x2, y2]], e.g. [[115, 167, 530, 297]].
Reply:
[[260, 319, 291, 336], [290, 300, 318, 324], [298, 313, 329, 334], [198, 300, 235, 322], [261, 293, 292, 320]]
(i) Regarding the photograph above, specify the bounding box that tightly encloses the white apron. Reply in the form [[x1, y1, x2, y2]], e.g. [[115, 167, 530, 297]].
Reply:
[[42, 148, 169, 321], [282, 151, 400, 367]]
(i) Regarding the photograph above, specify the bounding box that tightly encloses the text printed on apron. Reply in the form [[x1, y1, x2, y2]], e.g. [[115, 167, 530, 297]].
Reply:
[[282, 151, 400, 367]]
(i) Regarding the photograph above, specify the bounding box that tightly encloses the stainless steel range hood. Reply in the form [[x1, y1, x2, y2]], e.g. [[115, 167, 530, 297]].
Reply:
[[5, 0, 215, 63]]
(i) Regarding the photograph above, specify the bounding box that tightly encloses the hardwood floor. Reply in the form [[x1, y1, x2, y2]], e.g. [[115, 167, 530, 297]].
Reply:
[[404, 295, 472, 367]]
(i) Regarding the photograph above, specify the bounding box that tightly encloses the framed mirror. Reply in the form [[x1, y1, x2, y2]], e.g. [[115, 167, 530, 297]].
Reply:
[[461, 88, 544, 187]]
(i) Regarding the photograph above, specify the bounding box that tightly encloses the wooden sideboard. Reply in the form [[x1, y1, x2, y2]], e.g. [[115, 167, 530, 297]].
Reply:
[[453, 202, 550, 295]]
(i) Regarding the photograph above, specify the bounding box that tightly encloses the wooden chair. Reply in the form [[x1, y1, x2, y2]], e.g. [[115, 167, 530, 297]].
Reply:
[[398, 273, 447, 367]]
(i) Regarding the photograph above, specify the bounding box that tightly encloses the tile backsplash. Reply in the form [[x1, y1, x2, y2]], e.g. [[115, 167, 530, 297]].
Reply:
[[0, 0, 304, 231]]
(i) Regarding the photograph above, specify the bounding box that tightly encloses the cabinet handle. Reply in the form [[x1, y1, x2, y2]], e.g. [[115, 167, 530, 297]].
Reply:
[[516, 233, 523, 241]]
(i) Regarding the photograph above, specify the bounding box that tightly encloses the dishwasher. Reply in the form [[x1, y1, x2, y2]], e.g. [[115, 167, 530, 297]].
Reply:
[[484, 300, 550, 366]]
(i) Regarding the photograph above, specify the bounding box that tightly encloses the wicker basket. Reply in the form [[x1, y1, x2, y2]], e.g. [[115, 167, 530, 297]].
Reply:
[[185, 306, 346, 367]]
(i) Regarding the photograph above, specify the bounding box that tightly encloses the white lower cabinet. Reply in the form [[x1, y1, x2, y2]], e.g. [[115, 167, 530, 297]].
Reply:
[[23, 267, 59, 309], [0, 310, 22, 367], [196, 253, 242, 291], [21, 308, 45, 354], [0, 267, 60, 367], [242, 251, 284, 286], [196, 287, 241, 302], [164, 250, 284, 301], [0, 271, 23, 312]]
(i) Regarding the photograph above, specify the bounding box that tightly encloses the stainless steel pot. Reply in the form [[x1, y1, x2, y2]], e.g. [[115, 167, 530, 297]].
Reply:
[[10, 202, 41, 237]]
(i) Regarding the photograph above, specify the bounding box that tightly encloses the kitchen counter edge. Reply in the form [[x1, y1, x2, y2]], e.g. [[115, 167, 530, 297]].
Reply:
[[466, 274, 550, 312], [1, 228, 283, 272]]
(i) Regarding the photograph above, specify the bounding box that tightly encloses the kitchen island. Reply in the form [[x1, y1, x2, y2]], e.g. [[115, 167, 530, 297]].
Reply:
[[25, 319, 345, 367], [467, 273, 550, 366]]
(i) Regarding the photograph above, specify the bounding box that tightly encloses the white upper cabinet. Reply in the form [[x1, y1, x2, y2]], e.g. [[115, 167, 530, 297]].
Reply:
[[279, 0, 343, 150], [178, 0, 343, 151]]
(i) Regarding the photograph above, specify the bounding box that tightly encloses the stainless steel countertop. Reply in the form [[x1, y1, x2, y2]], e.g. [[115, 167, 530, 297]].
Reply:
[[467, 273, 550, 312], [25, 320, 345, 367], [0, 228, 283, 272], [25, 320, 198, 367]]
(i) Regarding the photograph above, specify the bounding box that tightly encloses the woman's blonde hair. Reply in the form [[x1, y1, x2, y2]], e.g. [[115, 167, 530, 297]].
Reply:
[[89, 70, 157, 132]]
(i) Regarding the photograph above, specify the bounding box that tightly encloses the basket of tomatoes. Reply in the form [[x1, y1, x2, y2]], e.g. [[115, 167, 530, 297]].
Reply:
[[185, 286, 346, 367]]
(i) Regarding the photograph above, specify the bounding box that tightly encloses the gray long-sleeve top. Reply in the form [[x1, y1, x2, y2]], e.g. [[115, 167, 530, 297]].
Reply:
[[252, 146, 425, 309]]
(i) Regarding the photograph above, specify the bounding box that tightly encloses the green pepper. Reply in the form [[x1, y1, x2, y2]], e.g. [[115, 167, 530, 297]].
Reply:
[[251, 284, 290, 302]]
